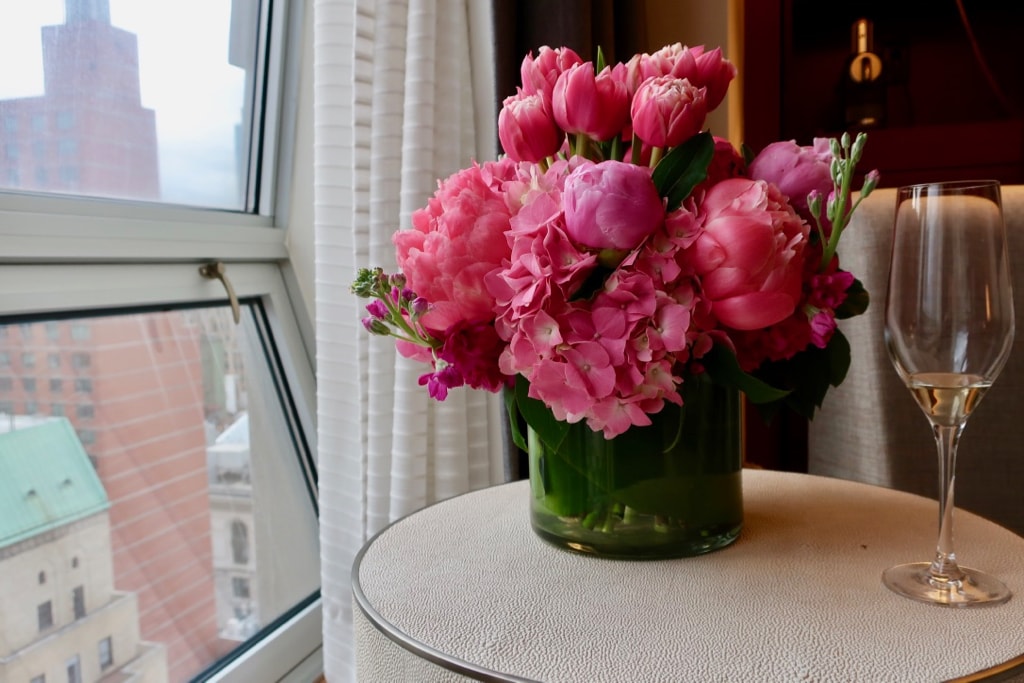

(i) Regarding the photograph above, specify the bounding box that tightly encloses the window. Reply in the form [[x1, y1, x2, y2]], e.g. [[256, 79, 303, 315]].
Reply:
[[0, 1, 318, 679], [71, 352, 90, 369], [231, 520, 250, 565], [0, 377, 10, 391], [38, 570, 46, 584], [22, 376, 36, 392], [50, 377, 63, 392], [72, 585, 85, 620], [65, 655, 81, 683], [21, 351, 34, 367], [98, 636, 113, 669], [232, 576, 251, 598], [51, 402, 65, 416], [38, 601, 53, 631], [2, 303, 319, 679]]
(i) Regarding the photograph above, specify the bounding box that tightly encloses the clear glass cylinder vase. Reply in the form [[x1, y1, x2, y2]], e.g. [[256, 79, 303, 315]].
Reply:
[[527, 375, 743, 559]]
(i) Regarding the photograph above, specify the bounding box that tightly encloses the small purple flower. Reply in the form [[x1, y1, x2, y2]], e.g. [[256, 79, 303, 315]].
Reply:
[[366, 299, 388, 319], [417, 362, 464, 400]]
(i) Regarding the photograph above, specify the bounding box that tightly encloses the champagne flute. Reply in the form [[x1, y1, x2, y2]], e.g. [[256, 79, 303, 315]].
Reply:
[[884, 179, 1014, 607]]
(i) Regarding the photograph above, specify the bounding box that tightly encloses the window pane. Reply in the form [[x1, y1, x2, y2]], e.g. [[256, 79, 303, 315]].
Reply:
[[0, 305, 319, 681], [0, 0, 257, 209]]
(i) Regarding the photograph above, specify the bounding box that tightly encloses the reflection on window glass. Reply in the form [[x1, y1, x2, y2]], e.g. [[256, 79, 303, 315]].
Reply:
[[0, 306, 319, 682], [0, 0, 255, 209]]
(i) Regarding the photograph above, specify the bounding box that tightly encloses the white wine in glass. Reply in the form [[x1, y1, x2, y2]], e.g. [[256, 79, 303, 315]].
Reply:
[[884, 179, 1014, 607]]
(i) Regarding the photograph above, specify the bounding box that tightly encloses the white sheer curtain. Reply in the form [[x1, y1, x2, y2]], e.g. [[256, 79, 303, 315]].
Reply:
[[313, 0, 503, 679]]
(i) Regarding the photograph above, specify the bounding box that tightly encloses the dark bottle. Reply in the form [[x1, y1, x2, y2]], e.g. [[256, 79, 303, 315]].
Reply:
[[843, 18, 886, 128]]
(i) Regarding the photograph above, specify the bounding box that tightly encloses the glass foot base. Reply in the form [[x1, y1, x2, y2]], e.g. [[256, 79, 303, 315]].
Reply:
[[882, 562, 1012, 607]]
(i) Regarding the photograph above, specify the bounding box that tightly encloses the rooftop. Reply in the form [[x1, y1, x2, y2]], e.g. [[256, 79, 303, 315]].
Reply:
[[0, 418, 110, 549]]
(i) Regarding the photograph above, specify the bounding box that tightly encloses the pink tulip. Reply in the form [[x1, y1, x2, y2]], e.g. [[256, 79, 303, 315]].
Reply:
[[563, 160, 664, 251], [552, 63, 630, 142], [520, 46, 583, 101], [498, 90, 562, 162], [748, 138, 833, 220], [630, 76, 707, 148], [687, 178, 807, 331]]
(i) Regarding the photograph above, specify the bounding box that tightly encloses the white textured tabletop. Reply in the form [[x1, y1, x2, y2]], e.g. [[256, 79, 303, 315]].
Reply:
[[353, 469, 1024, 682]]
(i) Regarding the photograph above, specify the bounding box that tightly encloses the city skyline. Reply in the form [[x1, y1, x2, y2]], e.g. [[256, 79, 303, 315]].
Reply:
[[0, 0, 247, 207]]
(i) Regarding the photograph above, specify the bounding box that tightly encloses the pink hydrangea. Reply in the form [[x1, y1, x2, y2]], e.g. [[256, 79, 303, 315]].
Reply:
[[488, 167, 706, 437]]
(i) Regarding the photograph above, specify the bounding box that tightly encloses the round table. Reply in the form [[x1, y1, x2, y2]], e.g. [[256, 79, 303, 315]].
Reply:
[[352, 469, 1024, 682]]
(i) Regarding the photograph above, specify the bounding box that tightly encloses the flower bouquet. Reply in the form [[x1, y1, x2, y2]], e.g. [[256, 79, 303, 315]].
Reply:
[[352, 43, 877, 558]]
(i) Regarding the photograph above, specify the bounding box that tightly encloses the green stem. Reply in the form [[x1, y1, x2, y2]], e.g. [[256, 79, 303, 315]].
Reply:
[[649, 146, 663, 168], [574, 132, 588, 159], [630, 133, 642, 165]]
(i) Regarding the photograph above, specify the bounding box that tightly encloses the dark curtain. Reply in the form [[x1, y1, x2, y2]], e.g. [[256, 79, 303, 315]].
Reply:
[[492, 0, 648, 131], [491, 0, 647, 480]]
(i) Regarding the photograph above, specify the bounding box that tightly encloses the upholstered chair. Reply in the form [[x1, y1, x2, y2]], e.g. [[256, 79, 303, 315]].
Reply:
[[808, 185, 1024, 537]]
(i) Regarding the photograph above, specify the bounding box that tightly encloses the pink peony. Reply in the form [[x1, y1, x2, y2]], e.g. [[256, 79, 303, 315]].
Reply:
[[748, 138, 833, 222], [394, 158, 520, 333], [562, 160, 664, 251], [520, 46, 584, 101], [630, 76, 707, 148], [552, 63, 631, 141], [686, 178, 807, 331], [498, 90, 563, 163], [625, 44, 736, 111]]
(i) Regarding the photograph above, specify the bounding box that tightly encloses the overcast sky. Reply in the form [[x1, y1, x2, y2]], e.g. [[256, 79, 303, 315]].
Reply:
[[0, 0, 247, 208]]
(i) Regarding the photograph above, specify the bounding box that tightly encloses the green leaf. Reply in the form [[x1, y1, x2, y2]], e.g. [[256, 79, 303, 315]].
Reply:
[[514, 375, 570, 452], [740, 142, 756, 166], [835, 277, 870, 319], [651, 132, 715, 211], [701, 345, 791, 404], [749, 328, 853, 421], [824, 328, 852, 387]]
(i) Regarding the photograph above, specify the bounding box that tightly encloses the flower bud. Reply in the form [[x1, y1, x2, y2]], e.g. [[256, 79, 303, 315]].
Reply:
[[520, 46, 583, 100], [362, 317, 390, 335], [862, 169, 880, 197], [411, 296, 429, 317], [807, 190, 822, 221], [498, 90, 562, 162], [552, 63, 630, 141], [630, 76, 707, 148]]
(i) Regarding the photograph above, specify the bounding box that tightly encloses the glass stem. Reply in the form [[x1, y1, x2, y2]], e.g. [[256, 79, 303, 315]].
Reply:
[[929, 423, 965, 584]]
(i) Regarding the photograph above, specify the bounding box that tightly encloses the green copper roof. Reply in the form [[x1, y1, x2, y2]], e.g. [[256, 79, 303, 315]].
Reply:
[[0, 418, 110, 549]]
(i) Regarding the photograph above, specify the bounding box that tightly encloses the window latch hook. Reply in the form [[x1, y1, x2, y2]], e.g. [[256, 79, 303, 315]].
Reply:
[[199, 261, 241, 324]]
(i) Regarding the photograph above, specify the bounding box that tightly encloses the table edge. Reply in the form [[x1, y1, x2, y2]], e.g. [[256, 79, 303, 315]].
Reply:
[[351, 477, 1024, 682]]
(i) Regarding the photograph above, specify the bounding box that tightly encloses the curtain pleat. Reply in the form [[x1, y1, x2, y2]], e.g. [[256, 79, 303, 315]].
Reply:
[[314, 0, 501, 680]]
